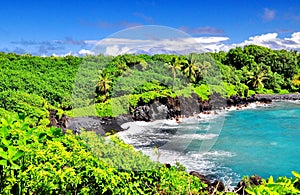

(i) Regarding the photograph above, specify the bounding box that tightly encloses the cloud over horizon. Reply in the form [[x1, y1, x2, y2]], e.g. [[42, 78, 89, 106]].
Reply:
[[3, 31, 300, 56], [234, 32, 300, 51], [88, 36, 230, 55], [82, 31, 300, 56]]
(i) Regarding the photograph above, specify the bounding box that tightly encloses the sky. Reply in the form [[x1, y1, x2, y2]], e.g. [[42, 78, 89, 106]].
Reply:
[[1, 0, 300, 56]]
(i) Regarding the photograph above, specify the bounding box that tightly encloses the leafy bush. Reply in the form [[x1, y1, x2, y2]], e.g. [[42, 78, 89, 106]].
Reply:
[[224, 82, 238, 97], [278, 89, 290, 94], [0, 115, 208, 194], [256, 88, 274, 94], [248, 89, 256, 96], [193, 84, 210, 100], [0, 91, 49, 125], [246, 172, 300, 195], [0, 115, 117, 194]]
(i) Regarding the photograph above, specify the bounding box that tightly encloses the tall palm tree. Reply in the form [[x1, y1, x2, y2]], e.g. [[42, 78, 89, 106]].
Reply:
[[97, 72, 113, 101], [246, 64, 269, 89], [183, 54, 200, 83], [165, 56, 185, 89]]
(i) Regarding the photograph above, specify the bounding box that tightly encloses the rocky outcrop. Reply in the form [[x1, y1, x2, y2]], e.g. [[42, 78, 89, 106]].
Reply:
[[133, 97, 181, 121], [52, 94, 273, 135], [48, 110, 68, 129], [66, 116, 105, 135], [234, 174, 262, 195], [190, 171, 226, 193], [190, 171, 263, 194], [133, 105, 151, 121], [65, 115, 133, 135], [190, 171, 212, 186], [132, 94, 273, 122], [226, 95, 272, 107]]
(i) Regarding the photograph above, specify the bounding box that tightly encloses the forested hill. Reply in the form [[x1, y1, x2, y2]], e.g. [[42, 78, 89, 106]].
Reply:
[[0, 45, 299, 124]]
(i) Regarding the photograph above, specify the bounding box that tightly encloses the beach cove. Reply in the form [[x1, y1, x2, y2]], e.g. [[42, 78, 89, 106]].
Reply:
[[117, 100, 300, 187]]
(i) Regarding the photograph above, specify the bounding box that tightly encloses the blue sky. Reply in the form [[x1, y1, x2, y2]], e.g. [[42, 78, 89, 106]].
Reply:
[[1, 0, 300, 56]]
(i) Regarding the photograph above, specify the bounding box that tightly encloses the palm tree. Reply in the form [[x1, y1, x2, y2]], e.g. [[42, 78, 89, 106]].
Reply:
[[246, 64, 269, 89], [97, 72, 113, 101], [166, 56, 184, 88], [183, 54, 200, 83]]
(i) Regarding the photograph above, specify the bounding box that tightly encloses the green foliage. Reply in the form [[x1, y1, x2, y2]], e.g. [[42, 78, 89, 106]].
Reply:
[[0, 115, 208, 194], [193, 84, 210, 100], [0, 91, 49, 125], [70, 104, 97, 117], [246, 172, 300, 195], [1, 47, 299, 119], [80, 131, 158, 171], [95, 100, 115, 117], [224, 83, 238, 97], [278, 89, 290, 94], [95, 96, 131, 117], [0, 53, 82, 110], [1, 48, 300, 194], [80, 131, 207, 194], [174, 84, 194, 98], [218, 45, 299, 93], [248, 89, 256, 96], [256, 88, 274, 94]]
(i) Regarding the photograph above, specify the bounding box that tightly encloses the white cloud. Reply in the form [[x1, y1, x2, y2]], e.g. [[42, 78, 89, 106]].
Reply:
[[78, 49, 95, 55], [233, 32, 300, 51], [284, 32, 300, 44], [42, 31, 300, 57], [51, 51, 75, 57], [104, 45, 120, 55], [87, 36, 230, 55]]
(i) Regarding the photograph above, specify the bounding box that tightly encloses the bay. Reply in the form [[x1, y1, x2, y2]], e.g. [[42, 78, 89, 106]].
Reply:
[[119, 101, 300, 186]]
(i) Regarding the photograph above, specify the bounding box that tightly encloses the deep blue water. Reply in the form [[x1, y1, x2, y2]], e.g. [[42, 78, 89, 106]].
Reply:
[[119, 101, 300, 186]]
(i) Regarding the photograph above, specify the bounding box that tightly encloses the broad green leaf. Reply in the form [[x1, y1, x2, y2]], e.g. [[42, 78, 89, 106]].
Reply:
[[12, 150, 24, 161], [10, 162, 20, 169], [7, 146, 17, 158], [21, 123, 30, 131], [0, 126, 8, 138], [1, 137, 10, 147], [0, 159, 7, 166], [0, 148, 8, 159]]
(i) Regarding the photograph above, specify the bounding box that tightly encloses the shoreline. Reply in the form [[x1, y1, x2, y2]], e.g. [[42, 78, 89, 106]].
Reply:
[[64, 93, 300, 135], [116, 99, 299, 191], [256, 93, 300, 100], [64, 95, 300, 193]]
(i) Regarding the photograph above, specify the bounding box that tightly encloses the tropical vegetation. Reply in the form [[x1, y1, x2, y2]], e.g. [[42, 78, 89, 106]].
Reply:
[[0, 45, 300, 194]]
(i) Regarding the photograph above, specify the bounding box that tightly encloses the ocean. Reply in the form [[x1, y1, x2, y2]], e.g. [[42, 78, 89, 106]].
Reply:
[[118, 101, 300, 186]]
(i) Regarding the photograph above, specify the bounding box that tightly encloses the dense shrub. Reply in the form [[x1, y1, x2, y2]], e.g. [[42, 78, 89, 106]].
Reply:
[[0, 115, 208, 194]]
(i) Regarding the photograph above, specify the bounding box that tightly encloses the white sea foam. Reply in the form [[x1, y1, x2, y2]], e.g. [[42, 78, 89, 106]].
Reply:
[[224, 102, 272, 112], [282, 100, 300, 104], [190, 150, 236, 159], [174, 133, 218, 140]]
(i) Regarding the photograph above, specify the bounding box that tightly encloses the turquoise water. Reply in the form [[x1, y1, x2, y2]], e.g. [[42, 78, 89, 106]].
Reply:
[[119, 101, 300, 186], [212, 101, 300, 180]]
